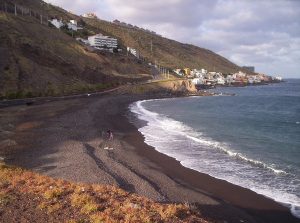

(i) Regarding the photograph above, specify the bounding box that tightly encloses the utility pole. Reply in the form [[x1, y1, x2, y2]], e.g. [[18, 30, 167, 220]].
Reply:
[[14, 4, 17, 16]]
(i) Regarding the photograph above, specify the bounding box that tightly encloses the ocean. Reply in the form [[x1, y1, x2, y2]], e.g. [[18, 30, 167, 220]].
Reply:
[[130, 79, 300, 218]]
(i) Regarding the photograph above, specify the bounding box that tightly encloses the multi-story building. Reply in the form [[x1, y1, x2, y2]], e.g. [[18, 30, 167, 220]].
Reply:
[[88, 34, 118, 49]]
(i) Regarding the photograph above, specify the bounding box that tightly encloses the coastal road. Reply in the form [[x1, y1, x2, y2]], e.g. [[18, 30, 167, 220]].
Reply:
[[0, 78, 185, 108], [0, 85, 126, 108]]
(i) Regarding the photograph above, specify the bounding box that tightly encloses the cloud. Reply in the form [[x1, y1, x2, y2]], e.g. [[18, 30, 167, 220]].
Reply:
[[44, 0, 300, 77]]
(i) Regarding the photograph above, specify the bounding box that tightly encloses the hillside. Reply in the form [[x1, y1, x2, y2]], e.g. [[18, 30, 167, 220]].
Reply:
[[0, 0, 152, 99], [85, 18, 245, 74], [0, 0, 252, 99]]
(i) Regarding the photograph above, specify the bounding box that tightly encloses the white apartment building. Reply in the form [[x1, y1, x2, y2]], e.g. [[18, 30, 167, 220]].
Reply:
[[88, 34, 118, 49]]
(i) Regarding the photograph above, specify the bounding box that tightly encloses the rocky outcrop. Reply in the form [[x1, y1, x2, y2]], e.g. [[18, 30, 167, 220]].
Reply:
[[126, 79, 197, 95], [159, 79, 197, 93]]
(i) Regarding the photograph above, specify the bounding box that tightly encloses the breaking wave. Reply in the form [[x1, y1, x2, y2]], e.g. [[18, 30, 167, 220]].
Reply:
[[130, 99, 300, 218], [131, 100, 287, 175]]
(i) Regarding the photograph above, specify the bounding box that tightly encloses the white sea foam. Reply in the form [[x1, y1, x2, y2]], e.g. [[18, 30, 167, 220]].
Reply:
[[130, 99, 300, 218], [131, 100, 289, 175], [133, 101, 287, 175]]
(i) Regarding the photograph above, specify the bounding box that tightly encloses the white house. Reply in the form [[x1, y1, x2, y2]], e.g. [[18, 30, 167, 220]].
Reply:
[[191, 68, 207, 78], [127, 47, 139, 58], [216, 77, 225, 85], [82, 13, 97, 19], [76, 37, 89, 45], [226, 75, 235, 85], [212, 72, 225, 85], [231, 71, 246, 80], [88, 34, 118, 49], [49, 19, 64, 29], [192, 77, 205, 85], [67, 20, 78, 31], [173, 69, 184, 76]]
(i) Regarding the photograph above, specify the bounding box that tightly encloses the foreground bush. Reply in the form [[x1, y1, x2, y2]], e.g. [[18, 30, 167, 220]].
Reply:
[[0, 163, 208, 223]]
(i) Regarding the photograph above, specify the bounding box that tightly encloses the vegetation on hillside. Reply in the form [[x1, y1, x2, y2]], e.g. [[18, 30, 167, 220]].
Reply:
[[0, 163, 209, 222], [0, 0, 252, 99], [83, 19, 243, 74], [0, 1, 152, 99]]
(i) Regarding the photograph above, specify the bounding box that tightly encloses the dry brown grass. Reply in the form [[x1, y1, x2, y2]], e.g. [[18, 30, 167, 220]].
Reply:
[[0, 9, 151, 99], [0, 162, 209, 222]]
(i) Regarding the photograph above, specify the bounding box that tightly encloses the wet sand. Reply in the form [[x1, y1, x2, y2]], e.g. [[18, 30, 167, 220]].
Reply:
[[0, 92, 299, 223]]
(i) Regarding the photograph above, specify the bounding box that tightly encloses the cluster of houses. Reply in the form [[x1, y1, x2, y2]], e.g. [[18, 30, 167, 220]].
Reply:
[[48, 15, 283, 86], [174, 68, 282, 88], [113, 20, 162, 37]]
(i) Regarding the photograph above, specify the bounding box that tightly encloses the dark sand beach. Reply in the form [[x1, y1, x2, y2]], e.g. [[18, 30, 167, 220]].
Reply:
[[0, 92, 299, 223]]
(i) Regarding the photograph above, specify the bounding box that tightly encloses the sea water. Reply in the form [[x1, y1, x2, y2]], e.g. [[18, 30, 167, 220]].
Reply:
[[130, 79, 300, 218]]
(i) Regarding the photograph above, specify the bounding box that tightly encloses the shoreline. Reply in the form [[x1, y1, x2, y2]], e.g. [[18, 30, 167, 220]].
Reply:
[[130, 95, 299, 218], [124, 97, 299, 223], [0, 92, 299, 223]]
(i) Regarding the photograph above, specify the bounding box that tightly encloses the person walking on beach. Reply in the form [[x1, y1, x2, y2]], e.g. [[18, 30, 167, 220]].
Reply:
[[107, 130, 113, 141]]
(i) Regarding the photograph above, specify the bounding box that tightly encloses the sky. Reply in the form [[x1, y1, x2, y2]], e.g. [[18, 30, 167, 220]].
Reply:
[[44, 0, 300, 78]]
